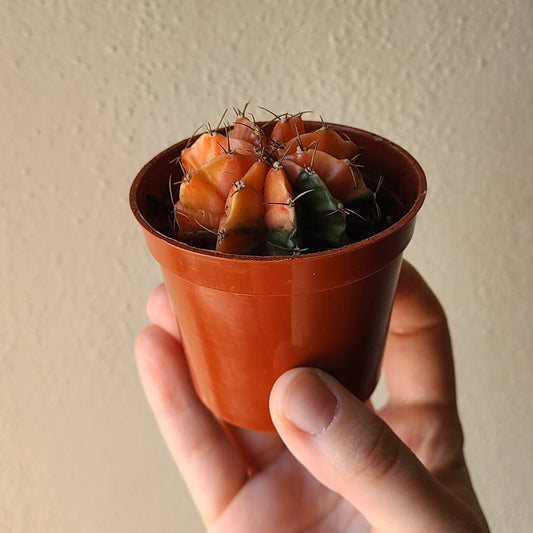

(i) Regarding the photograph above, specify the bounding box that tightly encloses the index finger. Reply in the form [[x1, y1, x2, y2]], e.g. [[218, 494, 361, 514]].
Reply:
[[146, 283, 182, 340], [382, 261, 456, 407]]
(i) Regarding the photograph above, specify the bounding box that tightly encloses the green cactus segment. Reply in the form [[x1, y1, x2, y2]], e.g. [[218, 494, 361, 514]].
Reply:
[[265, 226, 302, 255], [293, 169, 350, 251]]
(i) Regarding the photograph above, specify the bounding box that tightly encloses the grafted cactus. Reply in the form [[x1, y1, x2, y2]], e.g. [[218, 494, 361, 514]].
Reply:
[[172, 109, 387, 255]]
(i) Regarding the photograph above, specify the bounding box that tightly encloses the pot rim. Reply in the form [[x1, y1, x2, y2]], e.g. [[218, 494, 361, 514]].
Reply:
[[129, 122, 427, 263]]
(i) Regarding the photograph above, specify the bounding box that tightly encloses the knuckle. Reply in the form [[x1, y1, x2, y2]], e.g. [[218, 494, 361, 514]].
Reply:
[[353, 421, 403, 482]]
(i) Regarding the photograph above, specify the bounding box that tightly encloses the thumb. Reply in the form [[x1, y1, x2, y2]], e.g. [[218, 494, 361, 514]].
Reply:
[[270, 368, 477, 533]]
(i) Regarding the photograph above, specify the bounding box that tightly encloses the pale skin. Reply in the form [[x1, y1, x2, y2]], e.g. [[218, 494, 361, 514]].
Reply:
[[135, 261, 490, 532]]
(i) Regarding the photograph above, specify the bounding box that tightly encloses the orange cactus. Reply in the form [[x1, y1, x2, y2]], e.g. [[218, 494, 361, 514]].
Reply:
[[172, 108, 386, 255], [229, 116, 267, 148], [281, 126, 359, 161], [216, 160, 268, 254], [181, 131, 258, 174], [176, 150, 258, 240], [270, 114, 305, 146], [182, 151, 257, 202], [174, 202, 220, 241], [181, 132, 227, 173]]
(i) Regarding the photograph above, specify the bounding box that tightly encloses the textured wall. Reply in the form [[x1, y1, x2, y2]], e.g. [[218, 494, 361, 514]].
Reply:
[[2, 1, 532, 531]]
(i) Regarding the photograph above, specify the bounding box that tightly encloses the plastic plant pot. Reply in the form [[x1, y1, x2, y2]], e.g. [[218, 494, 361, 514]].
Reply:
[[130, 122, 427, 432]]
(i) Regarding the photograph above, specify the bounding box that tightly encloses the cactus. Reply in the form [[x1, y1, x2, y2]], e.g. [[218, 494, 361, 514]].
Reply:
[[171, 108, 390, 256]]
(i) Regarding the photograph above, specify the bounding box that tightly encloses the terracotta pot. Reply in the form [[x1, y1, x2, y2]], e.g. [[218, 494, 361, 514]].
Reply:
[[130, 122, 427, 432]]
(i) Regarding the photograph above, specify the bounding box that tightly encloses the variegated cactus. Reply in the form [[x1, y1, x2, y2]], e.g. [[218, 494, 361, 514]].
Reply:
[[172, 108, 386, 255]]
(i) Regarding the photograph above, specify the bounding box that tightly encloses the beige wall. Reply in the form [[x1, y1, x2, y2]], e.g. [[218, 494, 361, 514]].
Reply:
[[2, 1, 532, 531]]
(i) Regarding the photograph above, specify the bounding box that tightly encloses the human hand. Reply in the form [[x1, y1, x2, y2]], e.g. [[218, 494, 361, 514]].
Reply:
[[134, 261, 489, 532]]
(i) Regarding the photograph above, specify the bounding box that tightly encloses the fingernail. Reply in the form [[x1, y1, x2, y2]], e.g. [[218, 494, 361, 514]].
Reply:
[[281, 370, 338, 435]]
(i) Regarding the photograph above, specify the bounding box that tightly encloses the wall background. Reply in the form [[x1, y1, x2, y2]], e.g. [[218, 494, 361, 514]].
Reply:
[[2, 1, 531, 531]]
